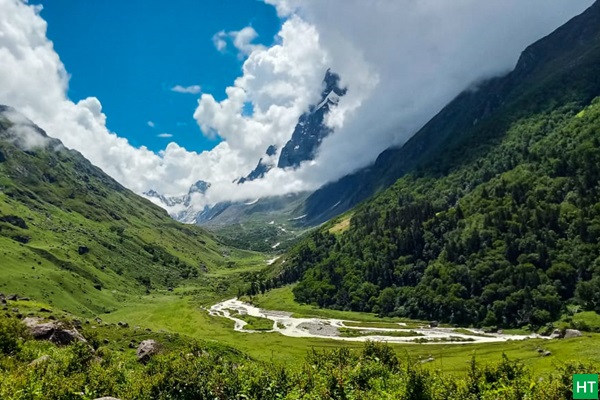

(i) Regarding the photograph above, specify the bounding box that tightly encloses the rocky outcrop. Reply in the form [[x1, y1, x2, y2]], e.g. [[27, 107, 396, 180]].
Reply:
[[277, 69, 346, 170], [136, 339, 159, 363], [0, 215, 28, 229], [23, 317, 87, 346]]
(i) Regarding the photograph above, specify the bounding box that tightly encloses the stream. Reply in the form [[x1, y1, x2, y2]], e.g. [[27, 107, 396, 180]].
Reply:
[[209, 298, 544, 344]]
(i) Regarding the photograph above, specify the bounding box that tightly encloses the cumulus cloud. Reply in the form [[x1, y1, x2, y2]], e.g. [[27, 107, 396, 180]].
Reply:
[[171, 84, 201, 94], [195, 16, 328, 173], [157, 133, 173, 138], [0, 0, 594, 215], [147, 120, 155, 128], [0, 0, 236, 196]]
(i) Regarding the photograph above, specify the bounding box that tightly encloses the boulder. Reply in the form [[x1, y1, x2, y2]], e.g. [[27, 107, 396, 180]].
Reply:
[[7, 294, 18, 301], [136, 339, 159, 363], [543, 351, 552, 357], [23, 317, 87, 345], [78, 246, 89, 255], [564, 329, 582, 339], [93, 398, 121, 400], [549, 329, 562, 339]]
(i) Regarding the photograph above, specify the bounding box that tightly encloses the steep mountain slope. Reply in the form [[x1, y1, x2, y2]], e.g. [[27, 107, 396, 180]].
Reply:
[[238, 69, 346, 183], [266, 1, 600, 327], [301, 0, 600, 225], [147, 70, 345, 236], [276, 69, 346, 170], [0, 106, 252, 316]]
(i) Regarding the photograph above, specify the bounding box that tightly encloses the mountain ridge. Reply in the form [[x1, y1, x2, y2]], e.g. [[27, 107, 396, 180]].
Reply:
[[0, 106, 254, 316], [300, 0, 600, 225], [262, 0, 600, 327]]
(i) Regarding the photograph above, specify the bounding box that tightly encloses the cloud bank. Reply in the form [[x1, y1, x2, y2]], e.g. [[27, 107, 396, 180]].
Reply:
[[0, 0, 594, 214]]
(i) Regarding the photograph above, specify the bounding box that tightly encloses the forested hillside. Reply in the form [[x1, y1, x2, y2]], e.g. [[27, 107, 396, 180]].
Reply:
[[267, 2, 600, 328]]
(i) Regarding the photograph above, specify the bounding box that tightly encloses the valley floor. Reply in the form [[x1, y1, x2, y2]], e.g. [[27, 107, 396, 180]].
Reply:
[[99, 285, 600, 375]]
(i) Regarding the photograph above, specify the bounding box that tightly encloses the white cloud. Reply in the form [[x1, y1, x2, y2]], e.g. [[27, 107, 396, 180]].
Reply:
[[194, 16, 328, 174], [212, 30, 227, 52], [212, 26, 265, 58], [147, 120, 155, 128], [0, 0, 594, 215], [254, 0, 596, 186], [157, 133, 173, 138], [171, 84, 201, 94], [0, 0, 236, 196]]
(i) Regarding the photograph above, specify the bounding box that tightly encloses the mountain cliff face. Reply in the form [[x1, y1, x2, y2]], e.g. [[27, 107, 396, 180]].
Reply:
[[277, 69, 346, 170], [238, 69, 346, 184], [267, 1, 600, 327]]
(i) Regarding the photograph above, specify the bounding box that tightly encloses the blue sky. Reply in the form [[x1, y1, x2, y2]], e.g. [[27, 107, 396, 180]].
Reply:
[[30, 0, 281, 153], [1, 0, 593, 200]]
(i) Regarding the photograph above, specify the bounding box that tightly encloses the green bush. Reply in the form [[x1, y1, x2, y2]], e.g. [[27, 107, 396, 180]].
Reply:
[[0, 317, 28, 355]]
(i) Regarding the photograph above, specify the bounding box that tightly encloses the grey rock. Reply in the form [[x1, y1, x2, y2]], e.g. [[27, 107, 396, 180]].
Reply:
[[564, 329, 582, 339], [549, 329, 562, 339], [23, 317, 87, 345], [136, 339, 159, 363], [543, 351, 552, 357]]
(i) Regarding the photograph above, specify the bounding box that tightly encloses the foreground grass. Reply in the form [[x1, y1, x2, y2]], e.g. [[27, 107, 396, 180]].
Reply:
[[0, 312, 598, 400]]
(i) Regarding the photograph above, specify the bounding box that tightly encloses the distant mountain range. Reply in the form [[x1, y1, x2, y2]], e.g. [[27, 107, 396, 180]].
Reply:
[[146, 69, 347, 233]]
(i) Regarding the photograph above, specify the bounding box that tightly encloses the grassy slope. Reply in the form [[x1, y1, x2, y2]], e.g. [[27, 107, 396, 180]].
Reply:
[[0, 110, 264, 316]]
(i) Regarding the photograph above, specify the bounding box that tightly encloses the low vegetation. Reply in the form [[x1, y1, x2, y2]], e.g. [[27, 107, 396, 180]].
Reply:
[[1, 312, 597, 400], [338, 328, 422, 338], [231, 311, 274, 331]]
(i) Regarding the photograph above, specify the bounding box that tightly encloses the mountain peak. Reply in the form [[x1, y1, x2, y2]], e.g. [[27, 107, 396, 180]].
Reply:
[[277, 69, 346, 170]]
